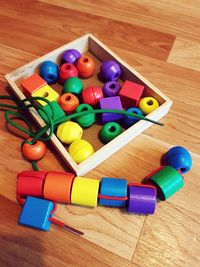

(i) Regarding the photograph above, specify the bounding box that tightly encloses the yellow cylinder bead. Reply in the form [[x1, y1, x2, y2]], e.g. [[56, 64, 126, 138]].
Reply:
[[71, 176, 100, 207], [56, 121, 83, 144], [138, 97, 159, 115], [68, 139, 94, 164]]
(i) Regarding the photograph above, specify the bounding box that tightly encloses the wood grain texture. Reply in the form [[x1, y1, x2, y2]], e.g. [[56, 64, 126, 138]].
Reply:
[[0, 0, 200, 266]]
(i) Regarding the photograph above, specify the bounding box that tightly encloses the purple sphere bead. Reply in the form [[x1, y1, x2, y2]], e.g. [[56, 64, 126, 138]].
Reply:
[[100, 60, 122, 82], [102, 81, 121, 97], [61, 49, 81, 65]]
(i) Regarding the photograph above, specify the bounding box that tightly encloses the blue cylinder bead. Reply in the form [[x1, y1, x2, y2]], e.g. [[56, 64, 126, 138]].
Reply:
[[98, 177, 128, 207], [39, 61, 59, 84], [123, 107, 143, 128], [165, 146, 192, 174]]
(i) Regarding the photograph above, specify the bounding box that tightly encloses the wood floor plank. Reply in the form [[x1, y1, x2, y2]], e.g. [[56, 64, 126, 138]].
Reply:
[[168, 37, 200, 71], [132, 202, 200, 267], [0, 195, 137, 267], [0, 0, 175, 60], [40, 0, 200, 42]]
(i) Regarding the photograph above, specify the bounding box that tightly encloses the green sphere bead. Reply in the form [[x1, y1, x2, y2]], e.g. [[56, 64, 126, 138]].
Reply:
[[63, 77, 83, 96], [74, 103, 95, 128], [100, 122, 122, 144]]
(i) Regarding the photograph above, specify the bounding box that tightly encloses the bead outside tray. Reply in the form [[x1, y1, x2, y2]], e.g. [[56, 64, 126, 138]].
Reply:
[[5, 33, 173, 176]]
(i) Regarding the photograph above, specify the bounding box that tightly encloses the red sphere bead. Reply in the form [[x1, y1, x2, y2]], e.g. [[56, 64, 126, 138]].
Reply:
[[59, 63, 78, 84], [21, 138, 47, 161], [77, 56, 95, 78], [82, 86, 104, 106]]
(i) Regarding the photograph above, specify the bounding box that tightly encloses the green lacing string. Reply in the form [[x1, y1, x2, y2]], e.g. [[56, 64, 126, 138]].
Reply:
[[0, 95, 163, 171]]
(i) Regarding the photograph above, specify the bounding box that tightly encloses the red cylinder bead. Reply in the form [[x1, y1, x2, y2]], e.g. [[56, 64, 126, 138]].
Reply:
[[59, 63, 78, 84], [82, 86, 103, 106], [77, 56, 95, 78]]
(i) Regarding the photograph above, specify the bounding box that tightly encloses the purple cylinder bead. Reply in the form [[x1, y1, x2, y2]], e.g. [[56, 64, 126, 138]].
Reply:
[[100, 60, 122, 82], [102, 81, 121, 97], [61, 49, 81, 65], [127, 185, 156, 214]]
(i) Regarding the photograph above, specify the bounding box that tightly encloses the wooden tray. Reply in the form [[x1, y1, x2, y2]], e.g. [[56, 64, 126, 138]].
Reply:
[[5, 33, 173, 176]]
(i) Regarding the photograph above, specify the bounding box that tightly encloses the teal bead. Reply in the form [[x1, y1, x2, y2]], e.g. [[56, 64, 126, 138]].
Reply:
[[99, 122, 122, 143], [38, 101, 66, 125], [63, 77, 83, 96], [74, 104, 95, 128]]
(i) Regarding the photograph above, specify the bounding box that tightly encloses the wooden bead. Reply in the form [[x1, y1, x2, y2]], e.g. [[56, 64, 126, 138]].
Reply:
[[58, 93, 79, 113], [59, 63, 78, 84], [32, 84, 59, 106], [61, 49, 81, 65], [63, 77, 83, 96], [77, 56, 95, 78], [39, 61, 59, 84], [74, 103, 95, 128], [56, 121, 83, 144], [138, 96, 159, 115], [99, 122, 122, 143], [119, 80, 144, 108], [82, 86, 103, 107], [21, 138, 46, 161], [20, 73, 46, 96], [68, 139, 94, 163], [99, 96, 123, 123]]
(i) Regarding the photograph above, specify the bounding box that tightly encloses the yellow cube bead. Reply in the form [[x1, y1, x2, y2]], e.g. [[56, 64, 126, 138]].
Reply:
[[71, 176, 100, 207], [56, 121, 83, 144], [68, 139, 94, 164], [138, 96, 159, 115], [32, 84, 59, 106]]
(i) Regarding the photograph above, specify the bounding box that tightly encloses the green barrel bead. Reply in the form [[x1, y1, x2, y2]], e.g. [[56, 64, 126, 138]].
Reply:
[[74, 103, 95, 128], [99, 122, 122, 144], [38, 101, 66, 125], [63, 77, 83, 96], [149, 166, 184, 200]]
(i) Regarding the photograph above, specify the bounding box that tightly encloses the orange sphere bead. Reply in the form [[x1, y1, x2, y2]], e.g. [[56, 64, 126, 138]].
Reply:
[[58, 93, 79, 113], [21, 138, 47, 161], [77, 56, 95, 78]]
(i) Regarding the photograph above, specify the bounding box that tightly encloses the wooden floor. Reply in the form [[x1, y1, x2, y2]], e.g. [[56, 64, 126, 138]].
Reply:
[[0, 1, 200, 266]]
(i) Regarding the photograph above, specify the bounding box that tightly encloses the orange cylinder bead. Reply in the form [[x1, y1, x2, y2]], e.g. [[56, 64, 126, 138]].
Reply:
[[58, 93, 79, 113], [77, 56, 95, 78], [21, 138, 46, 161], [43, 171, 75, 203]]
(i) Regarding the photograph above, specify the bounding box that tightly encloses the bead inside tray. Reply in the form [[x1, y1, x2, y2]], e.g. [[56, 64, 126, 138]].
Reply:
[[5, 33, 173, 176]]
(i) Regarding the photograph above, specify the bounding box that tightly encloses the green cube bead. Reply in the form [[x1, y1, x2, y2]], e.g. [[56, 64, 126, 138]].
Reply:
[[38, 101, 66, 125], [63, 77, 83, 96], [149, 166, 184, 200], [74, 104, 95, 128], [99, 122, 122, 144]]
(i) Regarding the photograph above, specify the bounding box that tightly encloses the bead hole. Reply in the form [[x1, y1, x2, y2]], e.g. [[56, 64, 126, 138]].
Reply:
[[65, 96, 71, 101], [48, 75, 55, 80], [180, 167, 187, 173], [109, 83, 116, 89], [147, 100, 154, 106], [109, 126, 116, 132], [114, 72, 120, 78], [81, 107, 88, 111], [83, 58, 89, 63], [66, 65, 71, 70], [42, 92, 49, 98]]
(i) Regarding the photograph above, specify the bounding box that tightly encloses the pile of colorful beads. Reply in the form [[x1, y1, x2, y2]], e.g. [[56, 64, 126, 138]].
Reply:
[[20, 48, 161, 164]]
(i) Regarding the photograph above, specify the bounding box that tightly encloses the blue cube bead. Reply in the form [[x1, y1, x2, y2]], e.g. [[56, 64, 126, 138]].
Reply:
[[123, 107, 143, 128], [99, 177, 127, 207], [18, 196, 54, 231]]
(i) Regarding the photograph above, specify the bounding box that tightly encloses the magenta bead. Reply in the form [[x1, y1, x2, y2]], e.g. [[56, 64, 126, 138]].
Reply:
[[100, 60, 122, 82], [61, 49, 81, 65], [102, 81, 121, 97]]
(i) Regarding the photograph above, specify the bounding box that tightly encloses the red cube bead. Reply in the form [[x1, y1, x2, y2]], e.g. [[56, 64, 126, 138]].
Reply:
[[119, 80, 144, 108], [82, 86, 103, 107], [20, 73, 47, 96], [59, 63, 78, 84]]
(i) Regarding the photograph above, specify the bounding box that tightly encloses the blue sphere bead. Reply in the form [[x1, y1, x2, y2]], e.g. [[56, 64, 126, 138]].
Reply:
[[123, 107, 143, 128], [165, 146, 192, 174], [39, 61, 59, 84]]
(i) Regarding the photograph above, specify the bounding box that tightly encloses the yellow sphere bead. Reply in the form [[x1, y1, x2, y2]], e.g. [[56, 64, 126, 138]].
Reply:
[[68, 139, 94, 164], [138, 97, 159, 115], [71, 176, 100, 207], [56, 121, 83, 144]]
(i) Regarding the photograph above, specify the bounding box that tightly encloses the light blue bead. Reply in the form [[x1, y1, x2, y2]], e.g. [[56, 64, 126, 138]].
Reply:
[[123, 107, 143, 128], [99, 177, 127, 207], [18, 196, 54, 231]]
